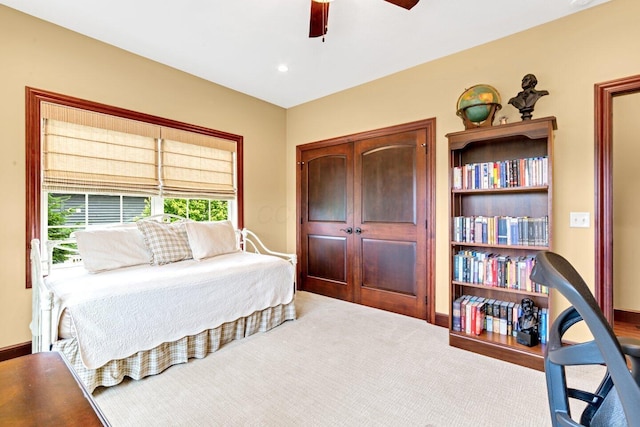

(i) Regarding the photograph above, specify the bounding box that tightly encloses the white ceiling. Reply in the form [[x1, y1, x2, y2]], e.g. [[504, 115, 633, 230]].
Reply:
[[2, 0, 609, 108]]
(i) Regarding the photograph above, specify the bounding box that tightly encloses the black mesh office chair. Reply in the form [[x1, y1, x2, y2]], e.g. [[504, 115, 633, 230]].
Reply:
[[530, 251, 640, 427]]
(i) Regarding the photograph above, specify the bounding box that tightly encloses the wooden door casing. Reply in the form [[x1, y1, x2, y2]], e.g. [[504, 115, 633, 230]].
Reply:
[[297, 119, 435, 322]]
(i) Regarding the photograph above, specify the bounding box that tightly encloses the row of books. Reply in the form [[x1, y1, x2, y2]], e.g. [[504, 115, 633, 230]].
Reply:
[[452, 295, 549, 344], [452, 156, 548, 190], [453, 250, 548, 294], [452, 215, 549, 247]]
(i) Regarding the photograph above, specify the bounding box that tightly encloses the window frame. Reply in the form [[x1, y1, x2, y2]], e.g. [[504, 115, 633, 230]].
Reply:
[[25, 87, 244, 288]]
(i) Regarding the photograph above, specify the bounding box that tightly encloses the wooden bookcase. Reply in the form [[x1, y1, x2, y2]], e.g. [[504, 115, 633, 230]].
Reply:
[[446, 116, 557, 371]]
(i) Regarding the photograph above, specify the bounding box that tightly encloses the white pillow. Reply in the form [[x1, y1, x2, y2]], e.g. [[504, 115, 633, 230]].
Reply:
[[136, 220, 193, 265], [185, 220, 239, 260], [75, 227, 151, 273]]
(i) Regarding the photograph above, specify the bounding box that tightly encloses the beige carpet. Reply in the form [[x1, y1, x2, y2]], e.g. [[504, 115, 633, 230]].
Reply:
[[93, 291, 603, 426]]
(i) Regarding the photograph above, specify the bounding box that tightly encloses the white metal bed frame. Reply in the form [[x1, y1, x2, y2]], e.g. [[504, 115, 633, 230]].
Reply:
[[30, 214, 297, 354]]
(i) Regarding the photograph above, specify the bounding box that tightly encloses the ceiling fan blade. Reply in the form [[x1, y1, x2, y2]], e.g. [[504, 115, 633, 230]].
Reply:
[[384, 0, 419, 10], [309, 0, 330, 38]]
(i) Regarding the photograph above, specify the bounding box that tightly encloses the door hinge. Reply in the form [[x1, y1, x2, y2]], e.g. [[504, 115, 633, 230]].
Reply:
[[425, 296, 428, 304], [300, 217, 303, 225], [297, 161, 305, 170]]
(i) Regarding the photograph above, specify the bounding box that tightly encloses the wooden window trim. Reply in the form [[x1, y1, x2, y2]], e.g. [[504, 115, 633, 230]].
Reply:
[[25, 87, 244, 288]]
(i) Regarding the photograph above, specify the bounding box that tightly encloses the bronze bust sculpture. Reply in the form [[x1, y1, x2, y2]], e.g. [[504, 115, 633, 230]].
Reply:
[[508, 74, 549, 120], [516, 297, 539, 347], [518, 297, 538, 332]]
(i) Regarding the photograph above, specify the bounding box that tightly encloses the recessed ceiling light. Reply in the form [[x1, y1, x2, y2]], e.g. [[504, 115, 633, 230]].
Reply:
[[278, 64, 289, 73], [569, 0, 593, 6]]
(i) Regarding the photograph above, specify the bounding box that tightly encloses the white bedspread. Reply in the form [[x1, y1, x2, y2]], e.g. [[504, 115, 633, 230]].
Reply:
[[44, 252, 295, 369]]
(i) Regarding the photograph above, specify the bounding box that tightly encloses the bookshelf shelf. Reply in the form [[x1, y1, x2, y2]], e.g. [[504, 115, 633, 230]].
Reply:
[[450, 242, 549, 251], [446, 116, 556, 372], [449, 330, 547, 355], [452, 281, 550, 298], [451, 185, 548, 195], [449, 331, 548, 369]]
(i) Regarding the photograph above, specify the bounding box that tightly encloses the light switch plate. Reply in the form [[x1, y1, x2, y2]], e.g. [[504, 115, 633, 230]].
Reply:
[[570, 212, 590, 228]]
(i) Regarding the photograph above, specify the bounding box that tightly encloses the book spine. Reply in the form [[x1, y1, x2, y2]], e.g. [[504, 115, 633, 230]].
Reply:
[[499, 302, 508, 335], [465, 297, 477, 334], [474, 302, 485, 336], [512, 303, 520, 337], [454, 215, 548, 246], [469, 301, 477, 334], [452, 296, 463, 332], [460, 298, 467, 333], [507, 302, 515, 336], [485, 299, 495, 333], [493, 301, 501, 334], [453, 166, 462, 190], [456, 156, 548, 190], [539, 308, 548, 344]]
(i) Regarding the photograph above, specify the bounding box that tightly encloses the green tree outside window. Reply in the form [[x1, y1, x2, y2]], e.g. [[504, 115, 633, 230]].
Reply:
[[141, 198, 228, 221], [47, 194, 74, 263]]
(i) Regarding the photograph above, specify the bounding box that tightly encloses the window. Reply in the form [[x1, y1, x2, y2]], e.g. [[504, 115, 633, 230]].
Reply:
[[26, 88, 244, 285], [50, 194, 148, 227], [156, 198, 230, 222], [47, 193, 150, 265], [46, 194, 230, 265]]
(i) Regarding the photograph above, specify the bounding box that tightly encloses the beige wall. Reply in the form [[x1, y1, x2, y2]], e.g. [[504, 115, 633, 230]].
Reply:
[[286, 0, 640, 322], [0, 5, 288, 348], [613, 92, 640, 312], [3, 0, 639, 349]]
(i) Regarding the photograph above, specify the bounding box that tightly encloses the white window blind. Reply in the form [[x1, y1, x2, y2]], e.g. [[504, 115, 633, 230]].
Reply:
[[41, 102, 237, 199]]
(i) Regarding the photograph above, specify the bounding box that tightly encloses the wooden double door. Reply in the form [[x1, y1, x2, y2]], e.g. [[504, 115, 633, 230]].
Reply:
[[297, 120, 435, 320]]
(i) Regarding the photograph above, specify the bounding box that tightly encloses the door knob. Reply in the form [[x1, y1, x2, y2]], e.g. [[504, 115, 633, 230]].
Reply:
[[355, 227, 364, 234], [340, 227, 353, 234]]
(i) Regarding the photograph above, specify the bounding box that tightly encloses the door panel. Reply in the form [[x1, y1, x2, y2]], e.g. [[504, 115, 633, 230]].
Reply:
[[307, 235, 347, 283], [354, 131, 427, 318], [361, 145, 416, 224], [361, 238, 416, 295], [300, 144, 354, 301], [308, 156, 347, 222]]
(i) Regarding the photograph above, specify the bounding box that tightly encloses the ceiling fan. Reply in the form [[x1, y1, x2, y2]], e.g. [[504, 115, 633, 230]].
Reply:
[[309, 0, 420, 38]]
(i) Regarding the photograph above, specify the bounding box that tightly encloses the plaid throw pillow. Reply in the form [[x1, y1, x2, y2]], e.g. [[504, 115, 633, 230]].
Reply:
[[136, 220, 193, 265]]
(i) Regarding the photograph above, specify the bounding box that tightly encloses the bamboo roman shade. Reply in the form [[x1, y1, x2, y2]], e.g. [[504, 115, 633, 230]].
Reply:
[[160, 128, 236, 199], [41, 102, 236, 199]]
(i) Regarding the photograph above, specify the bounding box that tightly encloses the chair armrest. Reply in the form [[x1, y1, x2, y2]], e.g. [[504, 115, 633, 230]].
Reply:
[[618, 336, 640, 386], [619, 336, 640, 358]]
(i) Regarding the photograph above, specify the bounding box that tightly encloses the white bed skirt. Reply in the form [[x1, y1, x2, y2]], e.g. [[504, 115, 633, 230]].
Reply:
[[54, 300, 296, 393]]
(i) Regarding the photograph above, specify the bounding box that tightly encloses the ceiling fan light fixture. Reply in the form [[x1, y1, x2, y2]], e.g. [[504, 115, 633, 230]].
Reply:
[[309, 0, 331, 39], [309, 0, 419, 39]]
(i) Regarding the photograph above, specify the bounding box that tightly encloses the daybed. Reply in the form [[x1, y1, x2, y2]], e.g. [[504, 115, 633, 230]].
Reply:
[[30, 215, 296, 392]]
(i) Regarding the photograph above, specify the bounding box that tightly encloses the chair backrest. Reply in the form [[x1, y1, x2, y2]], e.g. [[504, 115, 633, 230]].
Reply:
[[530, 251, 640, 426]]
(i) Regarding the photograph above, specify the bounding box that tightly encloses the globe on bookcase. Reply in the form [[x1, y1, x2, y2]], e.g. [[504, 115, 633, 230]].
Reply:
[[456, 84, 502, 130]]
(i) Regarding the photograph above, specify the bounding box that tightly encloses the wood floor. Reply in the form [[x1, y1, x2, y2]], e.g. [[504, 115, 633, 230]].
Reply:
[[614, 319, 640, 340], [614, 309, 640, 339]]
